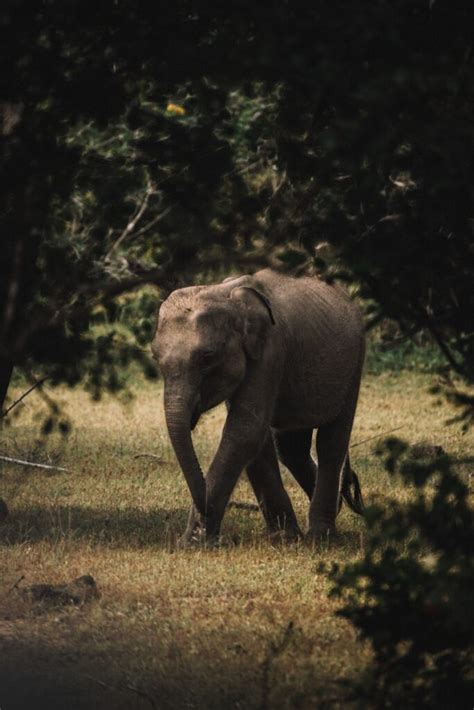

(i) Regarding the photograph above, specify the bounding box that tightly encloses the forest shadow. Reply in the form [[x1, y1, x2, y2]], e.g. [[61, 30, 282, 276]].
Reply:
[[0, 620, 342, 710], [0, 503, 189, 550], [0, 502, 367, 553]]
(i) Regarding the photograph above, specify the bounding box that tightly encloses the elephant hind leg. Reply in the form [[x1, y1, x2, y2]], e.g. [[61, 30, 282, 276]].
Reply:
[[274, 429, 317, 499], [308, 403, 358, 539], [246, 435, 301, 540]]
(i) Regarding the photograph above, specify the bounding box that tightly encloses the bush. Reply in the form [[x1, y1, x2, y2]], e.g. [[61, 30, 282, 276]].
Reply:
[[329, 439, 474, 708], [365, 325, 445, 376]]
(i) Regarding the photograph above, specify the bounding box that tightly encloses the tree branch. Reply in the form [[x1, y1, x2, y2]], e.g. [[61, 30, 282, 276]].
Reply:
[[350, 425, 405, 449], [1, 376, 48, 419], [426, 318, 468, 379], [105, 184, 157, 260], [0, 455, 69, 472]]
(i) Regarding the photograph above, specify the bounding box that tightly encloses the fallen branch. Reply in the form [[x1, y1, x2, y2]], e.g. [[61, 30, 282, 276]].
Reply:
[[8, 575, 25, 594], [228, 501, 259, 512], [0, 455, 69, 472], [86, 675, 157, 710], [350, 425, 405, 449], [122, 683, 157, 710], [0, 376, 48, 419]]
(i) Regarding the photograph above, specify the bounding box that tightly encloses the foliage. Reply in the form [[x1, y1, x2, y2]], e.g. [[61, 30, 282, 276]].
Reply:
[[0, 2, 268, 406], [2, 1, 474, 409], [253, 1, 474, 386], [329, 439, 474, 707], [365, 323, 446, 376]]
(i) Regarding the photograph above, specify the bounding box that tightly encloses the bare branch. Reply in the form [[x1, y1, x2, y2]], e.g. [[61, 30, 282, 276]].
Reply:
[[426, 319, 468, 379], [1, 376, 48, 419], [133, 205, 174, 238], [86, 675, 157, 709], [7, 248, 272, 364], [350, 425, 405, 449], [8, 575, 25, 593], [0, 455, 69, 472], [121, 683, 157, 710], [228, 501, 259, 512], [105, 184, 157, 260]]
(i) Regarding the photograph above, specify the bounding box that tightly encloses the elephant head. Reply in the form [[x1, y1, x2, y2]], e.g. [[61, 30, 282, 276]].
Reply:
[[151, 281, 275, 518]]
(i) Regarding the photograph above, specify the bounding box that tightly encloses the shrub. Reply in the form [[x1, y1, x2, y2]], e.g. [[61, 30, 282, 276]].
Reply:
[[329, 439, 474, 707]]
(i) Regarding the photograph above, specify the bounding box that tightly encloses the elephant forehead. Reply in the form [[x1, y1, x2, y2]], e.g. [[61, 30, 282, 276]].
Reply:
[[155, 317, 226, 359], [191, 304, 235, 329]]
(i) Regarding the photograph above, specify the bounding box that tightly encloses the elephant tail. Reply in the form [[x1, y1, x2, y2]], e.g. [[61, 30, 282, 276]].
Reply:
[[341, 459, 365, 516]]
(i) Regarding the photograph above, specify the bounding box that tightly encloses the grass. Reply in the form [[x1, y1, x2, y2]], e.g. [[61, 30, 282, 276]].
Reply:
[[0, 370, 472, 709]]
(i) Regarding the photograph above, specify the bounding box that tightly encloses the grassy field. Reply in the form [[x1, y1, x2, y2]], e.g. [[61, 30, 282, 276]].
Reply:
[[0, 370, 472, 709]]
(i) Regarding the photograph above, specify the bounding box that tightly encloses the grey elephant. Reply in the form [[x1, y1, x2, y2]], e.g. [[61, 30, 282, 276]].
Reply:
[[152, 269, 365, 545]]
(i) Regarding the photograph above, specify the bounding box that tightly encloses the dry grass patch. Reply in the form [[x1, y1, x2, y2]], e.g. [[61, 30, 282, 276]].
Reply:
[[0, 371, 472, 708]]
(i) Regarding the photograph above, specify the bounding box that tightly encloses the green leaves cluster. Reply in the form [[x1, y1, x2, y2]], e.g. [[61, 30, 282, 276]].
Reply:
[[329, 440, 474, 707]]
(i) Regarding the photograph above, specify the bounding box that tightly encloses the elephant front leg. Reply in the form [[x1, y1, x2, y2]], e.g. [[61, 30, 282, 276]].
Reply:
[[178, 367, 280, 548], [246, 434, 301, 541], [177, 504, 209, 548], [178, 432, 300, 547], [175, 431, 266, 547]]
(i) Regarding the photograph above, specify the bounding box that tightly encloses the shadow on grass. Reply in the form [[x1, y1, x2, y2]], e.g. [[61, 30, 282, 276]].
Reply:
[[0, 502, 367, 552], [0, 504, 190, 549], [0, 616, 347, 710]]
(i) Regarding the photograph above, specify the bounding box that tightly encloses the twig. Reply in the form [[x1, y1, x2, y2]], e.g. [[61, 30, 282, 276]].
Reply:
[[350, 425, 405, 449], [0, 376, 48, 419], [21, 367, 59, 414], [228, 501, 259, 512], [86, 675, 112, 691], [0, 455, 69, 472], [105, 184, 157, 260], [8, 575, 25, 593], [426, 319, 468, 379], [86, 675, 157, 709], [133, 205, 174, 238], [122, 683, 157, 710], [133, 453, 166, 463]]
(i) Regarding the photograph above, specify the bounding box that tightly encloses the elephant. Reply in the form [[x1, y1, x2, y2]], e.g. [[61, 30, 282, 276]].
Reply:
[[151, 268, 365, 546]]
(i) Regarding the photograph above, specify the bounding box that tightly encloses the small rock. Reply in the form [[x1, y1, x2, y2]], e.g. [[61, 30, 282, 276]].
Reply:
[[22, 574, 100, 605]]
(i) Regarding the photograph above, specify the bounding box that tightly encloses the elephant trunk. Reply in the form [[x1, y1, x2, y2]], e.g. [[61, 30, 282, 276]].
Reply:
[[164, 385, 207, 518]]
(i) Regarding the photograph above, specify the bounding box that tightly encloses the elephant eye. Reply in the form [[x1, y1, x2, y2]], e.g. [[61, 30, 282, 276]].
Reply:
[[198, 348, 221, 371]]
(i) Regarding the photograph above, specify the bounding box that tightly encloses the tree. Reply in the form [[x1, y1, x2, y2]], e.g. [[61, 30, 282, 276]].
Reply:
[[2, 1, 473, 413], [0, 2, 267, 408]]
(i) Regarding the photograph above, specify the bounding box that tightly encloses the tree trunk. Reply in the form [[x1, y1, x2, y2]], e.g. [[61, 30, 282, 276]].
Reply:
[[0, 358, 13, 413]]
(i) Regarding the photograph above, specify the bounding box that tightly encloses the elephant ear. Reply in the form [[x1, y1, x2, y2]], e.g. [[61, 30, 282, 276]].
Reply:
[[230, 286, 275, 360]]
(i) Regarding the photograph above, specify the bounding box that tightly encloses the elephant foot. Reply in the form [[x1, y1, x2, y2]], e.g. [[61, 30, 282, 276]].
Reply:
[[267, 524, 302, 545], [305, 524, 338, 548], [176, 525, 220, 550]]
